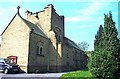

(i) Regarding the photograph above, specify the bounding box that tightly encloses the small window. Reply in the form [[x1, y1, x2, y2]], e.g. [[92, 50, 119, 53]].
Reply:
[[40, 47, 42, 55], [36, 46, 39, 55], [75, 50, 77, 53], [75, 50, 77, 56], [67, 53, 69, 58], [36, 46, 43, 56], [36, 42, 44, 56]]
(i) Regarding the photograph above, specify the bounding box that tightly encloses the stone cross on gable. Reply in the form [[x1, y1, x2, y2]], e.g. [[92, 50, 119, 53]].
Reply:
[[17, 6, 20, 15]]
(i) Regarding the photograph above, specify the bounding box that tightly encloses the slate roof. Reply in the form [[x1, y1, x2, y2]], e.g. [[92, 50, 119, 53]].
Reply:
[[1, 13, 48, 39], [64, 37, 81, 50], [20, 16, 48, 38]]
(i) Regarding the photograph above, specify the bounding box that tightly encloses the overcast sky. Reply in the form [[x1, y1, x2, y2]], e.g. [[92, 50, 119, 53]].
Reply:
[[0, 0, 119, 51]]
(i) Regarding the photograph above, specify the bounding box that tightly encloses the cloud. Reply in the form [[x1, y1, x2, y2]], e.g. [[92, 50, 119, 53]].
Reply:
[[80, 3, 99, 16], [65, 0, 118, 51], [65, 1, 114, 23], [0, 6, 26, 34], [65, 15, 92, 22]]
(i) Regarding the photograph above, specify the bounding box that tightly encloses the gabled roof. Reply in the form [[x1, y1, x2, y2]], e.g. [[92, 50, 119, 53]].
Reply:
[[64, 37, 81, 50], [19, 16, 48, 38], [1, 13, 48, 38]]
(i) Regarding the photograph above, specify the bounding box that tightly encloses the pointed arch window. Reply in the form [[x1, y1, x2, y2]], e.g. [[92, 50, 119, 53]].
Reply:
[[36, 46, 39, 54], [40, 47, 42, 55], [36, 42, 44, 56]]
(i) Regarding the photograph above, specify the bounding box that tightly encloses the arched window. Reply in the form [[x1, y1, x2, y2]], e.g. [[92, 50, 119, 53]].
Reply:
[[40, 47, 42, 55], [36, 46, 39, 54], [36, 42, 43, 55]]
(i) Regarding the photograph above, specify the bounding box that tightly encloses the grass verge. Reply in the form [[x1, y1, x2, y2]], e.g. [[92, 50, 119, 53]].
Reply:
[[59, 69, 94, 79]]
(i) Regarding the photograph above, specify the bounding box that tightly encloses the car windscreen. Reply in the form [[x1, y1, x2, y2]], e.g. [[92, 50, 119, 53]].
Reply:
[[4, 59, 14, 64]]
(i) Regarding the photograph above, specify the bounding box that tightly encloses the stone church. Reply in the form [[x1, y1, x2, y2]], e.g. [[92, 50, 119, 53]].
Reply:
[[0, 4, 87, 73]]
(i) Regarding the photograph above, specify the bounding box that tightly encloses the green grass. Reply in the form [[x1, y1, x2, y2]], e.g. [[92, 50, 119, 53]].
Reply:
[[60, 69, 94, 79]]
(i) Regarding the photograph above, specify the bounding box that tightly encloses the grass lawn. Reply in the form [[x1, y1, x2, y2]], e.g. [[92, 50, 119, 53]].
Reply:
[[60, 69, 94, 79]]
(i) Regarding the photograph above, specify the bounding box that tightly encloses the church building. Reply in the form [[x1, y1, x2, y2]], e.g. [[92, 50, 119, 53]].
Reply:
[[0, 4, 87, 73]]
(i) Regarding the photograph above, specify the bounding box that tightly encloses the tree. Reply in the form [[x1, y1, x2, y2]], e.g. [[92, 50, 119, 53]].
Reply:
[[88, 49, 117, 78], [117, 39, 120, 75], [78, 41, 89, 51], [88, 12, 120, 78], [94, 25, 103, 51]]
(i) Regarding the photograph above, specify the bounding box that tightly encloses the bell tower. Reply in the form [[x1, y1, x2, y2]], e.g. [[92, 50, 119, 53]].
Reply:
[[25, 4, 64, 72]]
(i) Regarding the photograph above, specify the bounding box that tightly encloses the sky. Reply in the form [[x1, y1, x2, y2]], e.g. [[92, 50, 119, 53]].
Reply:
[[0, 0, 119, 51]]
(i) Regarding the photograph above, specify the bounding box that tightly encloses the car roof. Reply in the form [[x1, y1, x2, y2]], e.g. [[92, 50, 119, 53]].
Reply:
[[0, 58, 6, 59], [0, 58, 6, 62]]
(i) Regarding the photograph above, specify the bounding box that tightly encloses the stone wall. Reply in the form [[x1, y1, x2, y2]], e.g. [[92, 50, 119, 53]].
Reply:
[[28, 32, 50, 73], [26, 4, 65, 72], [0, 14, 30, 72], [62, 38, 86, 72]]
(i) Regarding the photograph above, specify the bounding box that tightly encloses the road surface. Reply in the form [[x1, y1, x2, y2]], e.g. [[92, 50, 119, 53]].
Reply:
[[0, 73, 65, 79]]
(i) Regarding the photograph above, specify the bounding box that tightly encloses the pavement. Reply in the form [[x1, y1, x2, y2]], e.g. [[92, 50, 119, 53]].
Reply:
[[0, 73, 65, 79]]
